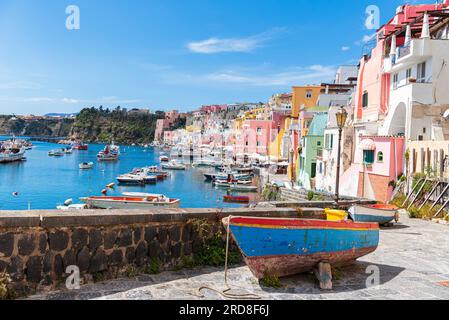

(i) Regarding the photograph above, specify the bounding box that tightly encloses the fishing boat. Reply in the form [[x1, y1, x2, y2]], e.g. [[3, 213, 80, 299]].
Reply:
[[73, 142, 88, 150], [79, 162, 94, 170], [223, 195, 250, 203], [161, 160, 186, 170], [122, 192, 165, 198], [223, 216, 379, 279], [64, 147, 73, 154], [348, 204, 399, 225], [0, 139, 26, 163], [229, 185, 258, 192], [97, 143, 120, 161], [80, 195, 181, 209]]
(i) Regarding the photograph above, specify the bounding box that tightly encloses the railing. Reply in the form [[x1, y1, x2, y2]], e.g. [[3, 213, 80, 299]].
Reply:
[[397, 42, 411, 60]]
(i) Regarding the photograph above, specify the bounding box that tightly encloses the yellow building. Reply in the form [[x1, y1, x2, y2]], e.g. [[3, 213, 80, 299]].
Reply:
[[291, 85, 322, 118]]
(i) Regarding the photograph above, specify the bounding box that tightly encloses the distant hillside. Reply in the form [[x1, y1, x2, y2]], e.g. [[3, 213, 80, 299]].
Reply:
[[69, 107, 165, 144], [44, 113, 78, 118], [0, 116, 74, 137]]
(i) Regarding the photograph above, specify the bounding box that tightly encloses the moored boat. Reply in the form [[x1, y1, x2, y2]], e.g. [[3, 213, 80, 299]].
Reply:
[[80, 195, 181, 209], [229, 185, 258, 192], [97, 143, 120, 161], [161, 160, 186, 170], [0, 139, 26, 163], [72, 142, 89, 150], [116, 174, 145, 185], [48, 150, 64, 157], [79, 162, 94, 170], [348, 204, 399, 225], [223, 195, 250, 203], [223, 216, 379, 279]]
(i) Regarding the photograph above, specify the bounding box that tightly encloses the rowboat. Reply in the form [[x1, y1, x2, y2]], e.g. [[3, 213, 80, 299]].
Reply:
[[79, 162, 94, 170], [229, 185, 258, 192], [348, 204, 399, 225], [223, 195, 250, 203], [80, 196, 181, 209], [223, 216, 379, 280]]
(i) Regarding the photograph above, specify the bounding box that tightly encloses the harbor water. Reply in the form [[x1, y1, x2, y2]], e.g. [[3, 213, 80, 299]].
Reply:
[[0, 138, 258, 210]]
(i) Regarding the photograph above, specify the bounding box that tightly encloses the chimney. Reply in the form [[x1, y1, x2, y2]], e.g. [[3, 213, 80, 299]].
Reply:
[[421, 12, 430, 39], [405, 24, 411, 44]]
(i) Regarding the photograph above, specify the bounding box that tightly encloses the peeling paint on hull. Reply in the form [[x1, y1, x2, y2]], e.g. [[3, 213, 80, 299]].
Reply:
[[224, 216, 379, 279]]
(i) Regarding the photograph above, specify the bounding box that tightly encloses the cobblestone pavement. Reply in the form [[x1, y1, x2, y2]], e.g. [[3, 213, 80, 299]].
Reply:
[[28, 213, 449, 300]]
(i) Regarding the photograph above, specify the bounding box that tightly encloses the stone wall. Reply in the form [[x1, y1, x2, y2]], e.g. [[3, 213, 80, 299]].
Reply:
[[0, 207, 301, 297]]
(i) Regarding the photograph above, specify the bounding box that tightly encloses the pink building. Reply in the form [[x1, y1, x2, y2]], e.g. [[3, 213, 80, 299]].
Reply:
[[236, 120, 275, 156], [154, 110, 180, 142]]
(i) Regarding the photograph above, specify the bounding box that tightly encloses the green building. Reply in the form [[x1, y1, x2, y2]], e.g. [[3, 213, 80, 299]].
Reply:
[[297, 112, 327, 190]]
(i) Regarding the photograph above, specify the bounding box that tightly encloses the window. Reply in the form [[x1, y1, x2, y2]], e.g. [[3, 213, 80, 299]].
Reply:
[[317, 141, 321, 147], [417, 62, 426, 83], [256, 141, 261, 147], [311, 163, 317, 178], [377, 152, 384, 162], [363, 150, 375, 164], [393, 73, 398, 89], [406, 68, 412, 82], [319, 163, 323, 174], [306, 90, 313, 99], [362, 92, 368, 108], [256, 127, 262, 134]]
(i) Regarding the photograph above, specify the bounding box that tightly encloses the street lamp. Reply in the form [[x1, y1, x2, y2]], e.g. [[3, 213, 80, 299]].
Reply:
[[335, 106, 348, 203]]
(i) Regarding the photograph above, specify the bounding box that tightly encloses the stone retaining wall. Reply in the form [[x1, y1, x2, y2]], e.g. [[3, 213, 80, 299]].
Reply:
[[0, 207, 305, 297]]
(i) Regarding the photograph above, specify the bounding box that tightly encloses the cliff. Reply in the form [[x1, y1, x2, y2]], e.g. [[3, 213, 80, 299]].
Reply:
[[0, 116, 74, 137], [69, 107, 165, 144]]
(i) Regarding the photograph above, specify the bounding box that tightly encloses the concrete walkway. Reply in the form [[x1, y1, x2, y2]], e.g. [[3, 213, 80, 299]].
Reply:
[[28, 213, 449, 300]]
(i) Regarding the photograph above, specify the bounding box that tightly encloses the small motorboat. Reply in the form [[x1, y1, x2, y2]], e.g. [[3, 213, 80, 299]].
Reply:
[[73, 142, 88, 150], [223, 195, 250, 203], [48, 150, 64, 157], [122, 192, 166, 198], [229, 185, 258, 192], [57, 204, 88, 211], [80, 195, 181, 209], [223, 216, 379, 280], [64, 147, 73, 154], [143, 175, 158, 184], [160, 155, 169, 162], [162, 160, 186, 170], [348, 204, 399, 225], [79, 162, 94, 170], [116, 174, 145, 185]]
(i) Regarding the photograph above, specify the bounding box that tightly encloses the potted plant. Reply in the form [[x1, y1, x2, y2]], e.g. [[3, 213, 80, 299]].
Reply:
[[408, 77, 417, 83]]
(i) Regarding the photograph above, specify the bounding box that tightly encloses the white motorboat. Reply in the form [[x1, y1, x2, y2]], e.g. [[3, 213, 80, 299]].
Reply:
[[162, 160, 186, 170], [79, 162, 94, 170], [48, 149, 64, 157], [159, 155, 169, 162], [80, 195, 181, 209], [116, 174, 146, 185], [57, 204, 88, 211]]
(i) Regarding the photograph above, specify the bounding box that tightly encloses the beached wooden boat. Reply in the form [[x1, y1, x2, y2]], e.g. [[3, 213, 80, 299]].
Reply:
[[223, 195, 250, 203], [223, 216, 379, 279], [80, 196, 180, 209], [348, 204, 399, 225]]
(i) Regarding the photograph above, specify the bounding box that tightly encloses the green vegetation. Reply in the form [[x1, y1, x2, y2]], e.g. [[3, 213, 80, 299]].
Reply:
[[146, 258, 161, 275], [262, 184, 281, 201], [71, 107, 165, 144], [0, 272, 11, 300], [260, 274, 283, 289], [0, 115, 74, 137]]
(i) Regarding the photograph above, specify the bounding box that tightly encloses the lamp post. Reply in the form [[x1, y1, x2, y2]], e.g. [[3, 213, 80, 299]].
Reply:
[[335, 106, 348, 203]]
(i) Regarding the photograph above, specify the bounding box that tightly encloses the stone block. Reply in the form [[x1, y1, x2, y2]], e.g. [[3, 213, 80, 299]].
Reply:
[[118, 229, 133, 247], [63, 249, 76, 269], [72, 228, 88, 249], [7, 256, 24, 281], [88, 229, 103, 252], [89, 249, 107, 273], [0, 232, 14, 258], [18, 234, 37, 256], [108, 250, 123, 266], [104, 230, 118, 250], [125, 247, 135, 263], [168, 225, 181, 242], [144, 226, 157, 243], [54, 254, 64, 277], [26, 256, 43, 283], [77, 247, 90, 272], [133, 227, 142, 244], [38, 233, 48, 254], [49, 230, 69, 252], [135, 242, 148, 266]]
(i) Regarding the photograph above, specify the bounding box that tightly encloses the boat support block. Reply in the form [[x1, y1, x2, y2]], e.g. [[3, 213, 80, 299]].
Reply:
[[314, 262, 333, 290]]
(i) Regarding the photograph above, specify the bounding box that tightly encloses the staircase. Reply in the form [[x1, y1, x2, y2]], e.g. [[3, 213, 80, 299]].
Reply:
[[280, 188, 308, 201]]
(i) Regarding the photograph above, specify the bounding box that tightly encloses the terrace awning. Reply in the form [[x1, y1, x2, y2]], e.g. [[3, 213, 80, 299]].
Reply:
[[360, 139, 376, 151]]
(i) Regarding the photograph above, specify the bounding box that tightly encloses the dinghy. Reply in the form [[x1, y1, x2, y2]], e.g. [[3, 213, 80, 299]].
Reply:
[[223, 216, 379, 280], [348, 204, 399, 225]]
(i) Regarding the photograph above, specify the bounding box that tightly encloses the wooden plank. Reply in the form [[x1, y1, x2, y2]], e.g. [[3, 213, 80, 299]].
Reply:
[[419, 181, 440, 210], [434, 197, 449, 218], [402, 178, 423, 207], [407, 179, 428, 210], [431, 183, 449, 211]]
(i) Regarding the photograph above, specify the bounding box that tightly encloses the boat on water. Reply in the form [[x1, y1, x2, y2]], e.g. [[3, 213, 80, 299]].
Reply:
[[122, 192, 165, 198], [162, 160, 186, 170], [223, 195, 250, 203], [97, 143, 120, 161], [229, 184, 258, 192], [72, 142, 89, 150], [80, 195, 181, 209], [64, 147, 73, 154], [116, 174, 146, 185], [48, 149, 64, 157], [160, 155, 169, 162], [57, 204, 88, 211], [348, 204, 399, 225], [0, 139, 26, 163], [223, 216, 379, 280], [79, 162, 94, 170]]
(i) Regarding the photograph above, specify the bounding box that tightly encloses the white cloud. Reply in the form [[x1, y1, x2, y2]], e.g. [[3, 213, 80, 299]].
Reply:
[[341, 46, 350, 51], [178, 64, 337, 87], [24, 97, 55, 102], [362, 33, 376, 44], [61, 98, 79, 104], [187, 28, 285, 54]]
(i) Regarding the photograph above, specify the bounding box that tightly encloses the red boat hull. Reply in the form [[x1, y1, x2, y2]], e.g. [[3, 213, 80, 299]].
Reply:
[[223, 196, 250, 203]]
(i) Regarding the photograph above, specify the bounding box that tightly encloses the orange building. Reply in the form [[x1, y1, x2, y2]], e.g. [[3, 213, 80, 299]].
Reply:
[[291, 85, 322, 118]]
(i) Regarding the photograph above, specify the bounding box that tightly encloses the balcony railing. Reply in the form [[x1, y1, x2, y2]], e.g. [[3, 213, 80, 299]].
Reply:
[[397, 42, 411, 60]]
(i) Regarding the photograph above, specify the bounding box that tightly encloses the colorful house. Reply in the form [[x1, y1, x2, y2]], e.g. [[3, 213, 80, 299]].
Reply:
[[297, 112, 327, 190]]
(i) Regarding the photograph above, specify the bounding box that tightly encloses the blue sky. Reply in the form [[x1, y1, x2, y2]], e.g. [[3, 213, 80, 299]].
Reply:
[[0, 0, 430, 115]]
